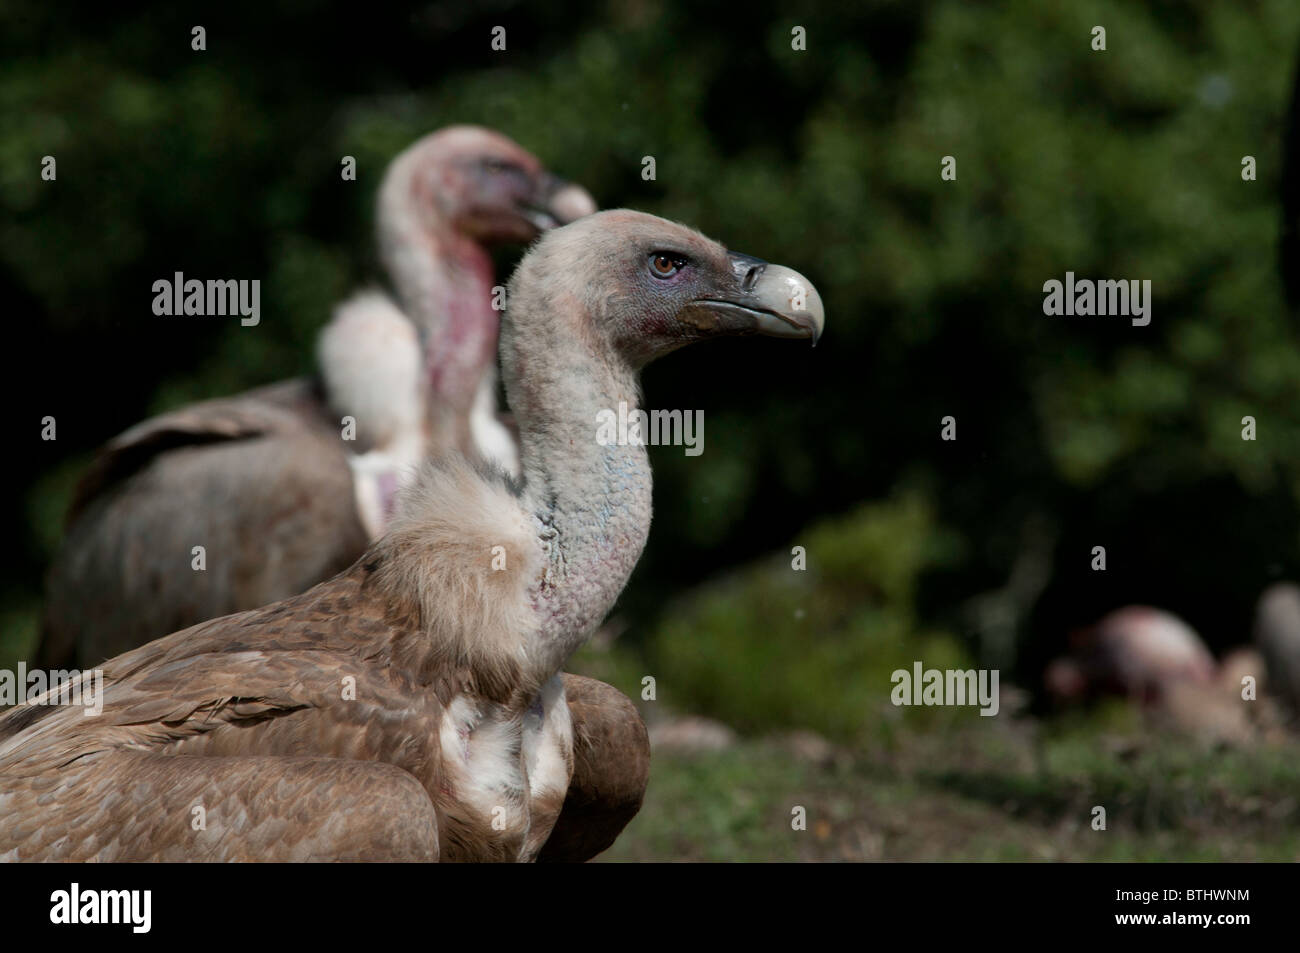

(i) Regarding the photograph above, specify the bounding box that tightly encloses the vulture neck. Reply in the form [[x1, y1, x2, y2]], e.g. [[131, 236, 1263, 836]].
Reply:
[[503, 318, 653, 676], [381, 202, 499, 452]]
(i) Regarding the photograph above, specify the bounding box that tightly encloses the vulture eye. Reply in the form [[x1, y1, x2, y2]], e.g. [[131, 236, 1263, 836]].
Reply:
[[649, 253, 687, 278], [482, 158, 521, 175]]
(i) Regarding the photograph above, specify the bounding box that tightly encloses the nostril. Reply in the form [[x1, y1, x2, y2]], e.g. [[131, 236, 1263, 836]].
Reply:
[[728, 252, 768, 290]]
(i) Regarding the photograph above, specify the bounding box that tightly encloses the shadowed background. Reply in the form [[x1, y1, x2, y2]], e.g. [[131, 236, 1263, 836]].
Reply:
[[4, 0, 1300, 859]]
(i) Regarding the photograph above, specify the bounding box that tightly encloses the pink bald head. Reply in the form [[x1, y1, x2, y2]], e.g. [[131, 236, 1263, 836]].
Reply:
[[381, 125, 596, 247], [1052, 606, 1216, 705], [372, 127, 598, 435]]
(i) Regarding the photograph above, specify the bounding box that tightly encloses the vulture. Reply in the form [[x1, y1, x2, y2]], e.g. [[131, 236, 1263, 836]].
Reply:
[[1044, 606, 1263, 743], [1254, 582, 1300, 715], [1044, 606, 1217, 705], [0, 210, 825, 861], [37, 125, 596, 670]]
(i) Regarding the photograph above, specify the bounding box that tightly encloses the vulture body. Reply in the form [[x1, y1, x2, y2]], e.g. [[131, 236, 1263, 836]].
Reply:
[[37, 126, 596, 669], [31, 127, 643, 861], [0, 210, 825, 861]]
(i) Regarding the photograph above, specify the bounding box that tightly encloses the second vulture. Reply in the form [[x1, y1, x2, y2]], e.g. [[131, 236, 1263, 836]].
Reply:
[[37, 126, 595, 669]]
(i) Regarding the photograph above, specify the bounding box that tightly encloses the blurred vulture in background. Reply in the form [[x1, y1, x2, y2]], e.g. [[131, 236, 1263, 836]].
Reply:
[[1253, 582, 1300, 716], [37, 126, 595, 669], [1045, 605, 1264, 744], [0, 210, 826, 861], [1045, 606, 1217, 704]]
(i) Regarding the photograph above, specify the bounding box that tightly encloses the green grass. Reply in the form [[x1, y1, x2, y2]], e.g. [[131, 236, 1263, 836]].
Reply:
[[583, 489, 1300, 862], [599, 715, 1300, 862]]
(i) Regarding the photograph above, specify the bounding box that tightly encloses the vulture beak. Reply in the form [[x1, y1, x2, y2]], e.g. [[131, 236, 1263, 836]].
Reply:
[[520, 174, 598, 231], [685, 252, 825, 345]]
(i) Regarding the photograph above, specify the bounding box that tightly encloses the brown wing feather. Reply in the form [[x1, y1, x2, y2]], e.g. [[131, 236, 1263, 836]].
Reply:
[[10, 439, 592, 863], [3, 565, 449, 861], [64, 378, 326, 524], [3, 544, 545, 861], [0, 750, 440, 862], [38, 378, 369, 669], [536, 674, 649, 863]]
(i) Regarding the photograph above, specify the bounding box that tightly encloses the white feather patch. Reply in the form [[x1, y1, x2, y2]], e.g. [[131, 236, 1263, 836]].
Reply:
[[318, 290, 425, 454]]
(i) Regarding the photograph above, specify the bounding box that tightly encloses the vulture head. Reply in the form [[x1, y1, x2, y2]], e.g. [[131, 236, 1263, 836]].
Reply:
[[503, 209, 824, 380], [381, 125, 596, 248], [485, 209, 825, 659], [365, 125, 597, 460]]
